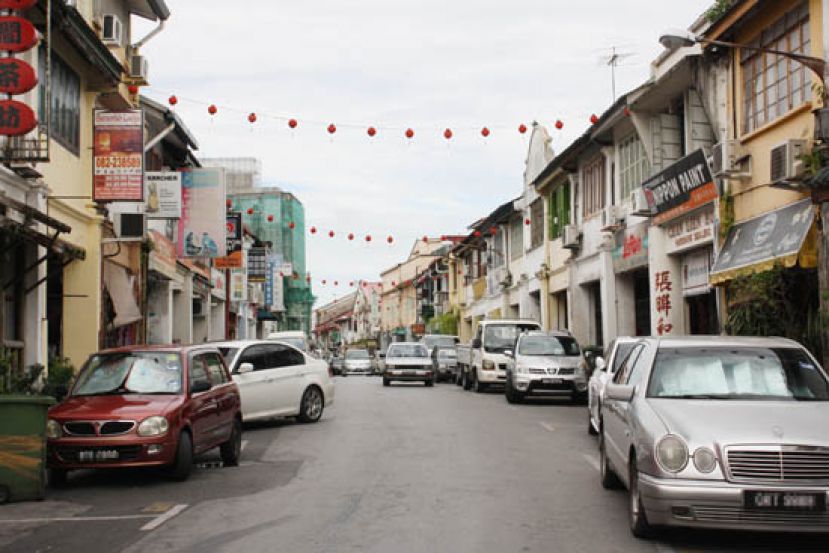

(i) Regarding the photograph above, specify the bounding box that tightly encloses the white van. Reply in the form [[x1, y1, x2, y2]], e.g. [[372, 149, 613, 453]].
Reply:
[[267, 331, 309, 352]]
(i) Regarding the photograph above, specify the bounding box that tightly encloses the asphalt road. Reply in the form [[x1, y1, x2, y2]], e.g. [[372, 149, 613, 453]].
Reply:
[[1, 378, 827, 552]]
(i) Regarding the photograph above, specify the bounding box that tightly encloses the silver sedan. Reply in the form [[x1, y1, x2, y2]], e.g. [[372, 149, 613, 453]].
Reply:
[[599, 336, 829, 538]]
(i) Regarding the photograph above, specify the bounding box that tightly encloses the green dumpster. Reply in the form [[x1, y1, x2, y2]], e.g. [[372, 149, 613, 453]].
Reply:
[[0, 395, 55, 503]]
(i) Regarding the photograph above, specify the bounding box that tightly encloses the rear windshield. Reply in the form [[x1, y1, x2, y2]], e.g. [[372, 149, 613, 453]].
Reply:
[[346, 350, 370, 360], [388, 344, 428, 358]]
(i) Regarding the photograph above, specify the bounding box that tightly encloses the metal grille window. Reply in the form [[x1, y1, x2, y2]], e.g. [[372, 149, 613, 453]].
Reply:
[[741, 1, 811, 134], [38, 46, 80, 154], [618, 133, 649, 201], [530, 199, 544, 250], [582, 155, 606, 218], [509, 217, 522, 260], [490, 228, 504, 268], [549, 182, 571, 240]]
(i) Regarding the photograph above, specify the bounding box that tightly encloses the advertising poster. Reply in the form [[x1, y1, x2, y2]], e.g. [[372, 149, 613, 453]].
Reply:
[[177, 168, 227, 257], [230, 269, 247, 302], [145, 172, 182, 219], [214, 213, 243, 269], [247, 247, 268, 282], [642, 149, 716, 225], [93, 110, 144, 202]]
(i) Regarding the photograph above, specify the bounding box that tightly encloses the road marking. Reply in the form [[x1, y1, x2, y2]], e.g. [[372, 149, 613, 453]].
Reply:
[[654, 543, 676, 553], [582, 453, 600, 472], [141, 502, 175, 514], [508, 405, 519, 411], [0, 515, 156, 524], [241, 439, 249, 451], [140, 504, 188, 532], [539, 422, 556, 432]]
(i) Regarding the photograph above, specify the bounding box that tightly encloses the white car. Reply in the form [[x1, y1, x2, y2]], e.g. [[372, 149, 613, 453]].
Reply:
[[266, 331, 309, 352], [587, 336, 638, 436], [215, 340, 334, 423], [343, 349, 372, 375]]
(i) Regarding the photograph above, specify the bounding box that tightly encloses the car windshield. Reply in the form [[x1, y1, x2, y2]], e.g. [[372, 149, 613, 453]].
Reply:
[[218, 347, 239, 363], [346, 350, 370, 360], [612, 343, 635, 373], [73, 352, 183, 396], [423, 336, 457, 349], [518, 336, 580, 356], [647, 347, 829, 401], [484, 324, 539, 352], [388, 345, 428, 358]]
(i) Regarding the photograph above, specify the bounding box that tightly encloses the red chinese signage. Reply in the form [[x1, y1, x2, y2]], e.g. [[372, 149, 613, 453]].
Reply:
[[0, 16, 37, 53], [0, 57, 37, 94], [93, 110, 145, 202], [0, 0, 39, 9], [654, 270, 674, 336], [0, 99, 35, 135]]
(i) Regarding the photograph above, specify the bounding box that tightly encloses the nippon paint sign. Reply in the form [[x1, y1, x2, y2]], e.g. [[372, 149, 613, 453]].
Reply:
[[642, 149, 717, 225]]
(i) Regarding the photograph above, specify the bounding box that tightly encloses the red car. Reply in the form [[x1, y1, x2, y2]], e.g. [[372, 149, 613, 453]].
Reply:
[[46, 345, 242, 485]]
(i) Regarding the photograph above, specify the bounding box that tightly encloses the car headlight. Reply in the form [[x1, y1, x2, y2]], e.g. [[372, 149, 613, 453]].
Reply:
[[655, 435, 689, 473], [693, 447, 718, 473], [482, 359, 495, 370], [137, 416, 169, 437], [46, 419, 62, 439]]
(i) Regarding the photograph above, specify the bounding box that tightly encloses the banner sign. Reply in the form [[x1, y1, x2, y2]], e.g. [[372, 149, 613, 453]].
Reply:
[[247, 247, 267, 282], [665, 206, 715, 255], [642, 149, 717, 225], [93, 110, 144, 202], [264, 259, 275, 306], [0, 58, 37, 95], [230, 269, 247, 302], [145, 172, 182, 219], [612, 222, 649, 274], [0, 99, 35, 136], [177, 168, 226, 257], [214, 213, 243, 268], [682, 248, 712, 297]]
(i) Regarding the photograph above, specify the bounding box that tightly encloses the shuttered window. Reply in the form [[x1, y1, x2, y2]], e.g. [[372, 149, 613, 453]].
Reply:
[[549, 182, 571, 240]]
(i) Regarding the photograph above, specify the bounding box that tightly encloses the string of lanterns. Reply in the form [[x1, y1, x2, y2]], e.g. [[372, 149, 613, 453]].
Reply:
[[159, 92, 613, 141]]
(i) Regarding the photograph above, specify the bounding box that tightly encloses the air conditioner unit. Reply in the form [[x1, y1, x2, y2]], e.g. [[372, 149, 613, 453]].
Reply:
[[630, 188, 655, 217], [562, 224, 581, 250], [113, 213, 144, 239], [600, 205, 622, 232], [102, 14, 123, 46], [710, 140, 740, 176], [129, 55, 149, 82], [770, 139, 807, 182]]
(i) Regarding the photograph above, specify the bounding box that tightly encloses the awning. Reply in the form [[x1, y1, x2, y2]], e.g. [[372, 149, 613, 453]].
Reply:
[[710, 199, 817, 285], [103, 262, 142, 328]]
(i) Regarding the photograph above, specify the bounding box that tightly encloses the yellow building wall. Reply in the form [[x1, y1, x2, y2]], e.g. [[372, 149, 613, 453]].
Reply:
[[729, 0, 823, 222]]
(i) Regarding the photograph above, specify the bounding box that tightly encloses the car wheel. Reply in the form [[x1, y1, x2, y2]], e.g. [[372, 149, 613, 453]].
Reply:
[[462, 370, 471, 391], [571, 390, 587, 404], [587, 408, 598, 436], [504, 378, 523, 404], [425, 379, 434, 387], [629, 457, 656, 539], [599, 428, 622, 490], [298, 386, 324, 423], [474, 374, 487, 393], [220, 418, 242, 467], [47, 468, 68, 488], [170, 431, 193, 482], [383, 377, 390, 386], [455, 373, 462, 386]]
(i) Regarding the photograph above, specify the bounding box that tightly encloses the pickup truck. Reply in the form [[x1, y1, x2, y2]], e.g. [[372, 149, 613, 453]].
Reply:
[[457, 319, 542, 393]]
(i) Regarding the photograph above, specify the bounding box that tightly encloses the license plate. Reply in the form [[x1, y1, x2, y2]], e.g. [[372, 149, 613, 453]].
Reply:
[[78, 449, 119, 462], [542, 378, 563, 385], [744, 491, 826, 512]]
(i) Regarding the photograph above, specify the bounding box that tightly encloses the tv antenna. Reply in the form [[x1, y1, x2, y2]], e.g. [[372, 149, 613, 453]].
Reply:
[[598, 46, 636, 102]]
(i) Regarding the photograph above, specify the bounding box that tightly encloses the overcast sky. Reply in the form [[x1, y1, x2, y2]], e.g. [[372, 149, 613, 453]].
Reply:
[[136, 0, 712, 306]]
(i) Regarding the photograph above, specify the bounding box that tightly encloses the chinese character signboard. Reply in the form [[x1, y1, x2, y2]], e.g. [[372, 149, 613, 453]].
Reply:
[[247, 247, 267, 282], [0, 16, 37, 52], [264, 259, 275, 306], [214, 213, 243, 269], [145, 172, 182, 219], [653, 270, 674, 336], [0, 58, 36, 95], [612, 222, 648, 274], [665, 206, 715, 255], [177, 168, 227, 257], [93, 110, 144, 202], [0, 7, 39, 139], [642, 149, 717, 226], [211, 268, 226, 301]]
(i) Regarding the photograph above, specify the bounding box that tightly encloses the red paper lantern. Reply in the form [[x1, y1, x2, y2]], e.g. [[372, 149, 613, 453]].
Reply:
[[329, 230, 335, 238], [293, 273, 299, 281], [405, 128, 414, 139], [422, 236, 429, 243], [590, 114, 599, 124], [168, 95, 177, 106], [555, 120, 564, 130], [473, 231, 482, 238], [624, 106, 632, 117], [248, 113, 257, 124], [525, 218, 531, 226], [310, 226, 317, 234], [127, 84, 139, 96], [348, 233, 354, 241], [362, 282, 367, 288], [387, 236, 394, 244], [334, 281, 339, 286], [349, 282, 354, 287], [226, 199, 232, 208], [489, 227, 498, 236], [443, 128, 453, 140], [367, 126, 377, 137], [322, 280, 327, 285], [306, 276, 312, 283], [365, 235, 372, 242], [247, 208, 254, 215], [208, 104, 218, 115], [267, 215, 274, 222], [288, 118, 298, 129], [279, 272, 284, 278], [518, 124, 528, 134], [391, 281, 397, 286], [481, 127, 490, 137], [327, 123, 337, 134], [288, 221, 296, 230]]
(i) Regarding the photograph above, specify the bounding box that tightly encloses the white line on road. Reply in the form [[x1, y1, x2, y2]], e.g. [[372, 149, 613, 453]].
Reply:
[[0, 515, 156, 524], [140, 504, 188, 532], [582, 453, 601, 472], [241, 439, 248, 451], [539, 422, 556, 432]]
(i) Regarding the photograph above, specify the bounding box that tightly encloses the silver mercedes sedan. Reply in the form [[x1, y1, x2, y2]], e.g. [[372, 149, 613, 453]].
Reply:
[[599, 336, 829, 538]]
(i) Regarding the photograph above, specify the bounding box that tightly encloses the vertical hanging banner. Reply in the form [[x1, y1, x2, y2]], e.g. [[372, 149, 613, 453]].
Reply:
[[177, 168, 227, 257], [0, 7, 39, 140], [93, 110, 144, 202], [214, 213, 243, 269]]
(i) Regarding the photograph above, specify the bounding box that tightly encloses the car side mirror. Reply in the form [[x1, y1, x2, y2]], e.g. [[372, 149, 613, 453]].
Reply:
[[191, 380, 212, 394], [595, 356, 607, 372], [237, 362, 254, 375], [605, 383, 635, 402], [472, 339, 482, 349]]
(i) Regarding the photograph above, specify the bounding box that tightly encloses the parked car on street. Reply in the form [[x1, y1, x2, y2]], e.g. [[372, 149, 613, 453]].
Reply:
[[587, 337, 638, 436], [504, 331, 586, 403], [420, 334, 459, 357], [343, 348, 372, 375], [266, 330, 309, 352], [457, 319, 542, 392], [383, 343, 434, 386], [372, 351, 386, 375], [330, 355, 344, 376], [432, 346, 458, 383], [599, 336, 829, 538], [215, 340, 334, 424], [46, 345, 242, 485]]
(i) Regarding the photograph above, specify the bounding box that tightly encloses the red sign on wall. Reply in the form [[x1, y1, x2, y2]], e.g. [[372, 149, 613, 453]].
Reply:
[[0, 0, 39, 9], [0, 16, 38, 53], [0, 57, 37, 95], [0, 99, 36, 136]]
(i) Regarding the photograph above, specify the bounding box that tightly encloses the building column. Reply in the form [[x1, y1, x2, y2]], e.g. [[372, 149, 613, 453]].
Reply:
[[648, 226, 683, 337], [599, 249, 617, 347]]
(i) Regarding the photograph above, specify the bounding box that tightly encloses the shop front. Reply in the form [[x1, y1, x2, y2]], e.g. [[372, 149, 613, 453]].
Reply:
[[612, 222, 650, 337]]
